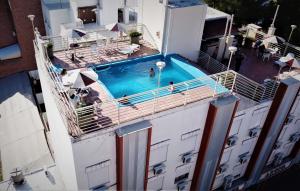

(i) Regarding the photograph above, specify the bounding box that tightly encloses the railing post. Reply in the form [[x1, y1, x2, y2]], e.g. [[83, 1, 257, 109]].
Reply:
[[260, 87, 267, 102], [206, 55, 210, 70], [231, 72, 237, 93], [152, 90, 156, 114], [252, 85, 259, 101], [114, 100, 120, 125], [213, 76, 219, 97], [184, 82, 189, 105]]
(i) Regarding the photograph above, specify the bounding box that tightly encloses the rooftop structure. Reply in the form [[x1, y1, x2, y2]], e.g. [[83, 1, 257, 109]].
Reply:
[[0, 72, 53, 180], [0, 165, 65, 190], [205, 6, 229, 21]]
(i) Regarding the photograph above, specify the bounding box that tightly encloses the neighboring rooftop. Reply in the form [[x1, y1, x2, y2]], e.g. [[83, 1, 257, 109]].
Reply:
[[206, 6, 230, 21], [168, 0, 203, 8], [0, 165, 65, 190], [0, 72, 52, 180]]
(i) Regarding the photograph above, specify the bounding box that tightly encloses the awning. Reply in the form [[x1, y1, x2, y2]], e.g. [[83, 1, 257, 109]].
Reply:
[[0, 43, 21, 60]]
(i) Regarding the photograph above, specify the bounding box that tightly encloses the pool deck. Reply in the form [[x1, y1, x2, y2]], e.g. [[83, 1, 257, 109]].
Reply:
[[49, 40, 224, 134], [79, 82, 216, 134], [52, 39, 159, 70]]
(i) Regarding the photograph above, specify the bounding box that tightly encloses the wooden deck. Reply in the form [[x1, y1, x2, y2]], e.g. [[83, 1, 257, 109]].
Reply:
[[78, 81, 216, 134], [53, 39, 159, 70]]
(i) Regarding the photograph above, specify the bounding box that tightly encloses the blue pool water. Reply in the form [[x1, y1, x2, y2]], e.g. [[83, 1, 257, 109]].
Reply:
[[94, 54, 227, 102]]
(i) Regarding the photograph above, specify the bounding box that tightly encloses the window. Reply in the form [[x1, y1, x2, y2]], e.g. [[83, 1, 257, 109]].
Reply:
[[78, 6, 97, 24], [86, 160, 110, 189], [174, 173, 189, 184]]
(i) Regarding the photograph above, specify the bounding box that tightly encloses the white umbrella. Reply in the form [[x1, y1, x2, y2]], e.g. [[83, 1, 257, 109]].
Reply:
[[63, 69, 98, 89]]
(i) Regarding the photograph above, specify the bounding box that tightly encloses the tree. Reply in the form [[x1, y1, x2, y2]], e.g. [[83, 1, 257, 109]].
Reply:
[[204, 0, 300, 46]]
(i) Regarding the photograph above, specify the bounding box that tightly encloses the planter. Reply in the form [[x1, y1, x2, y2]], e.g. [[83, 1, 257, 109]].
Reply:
[[130, 36, 140, 44], [46, 43, 54, 59], [129, 31, 142, 45]]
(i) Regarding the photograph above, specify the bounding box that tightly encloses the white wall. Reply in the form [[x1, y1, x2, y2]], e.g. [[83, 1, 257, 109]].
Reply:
[[100, 0, 119, 25], [142, 0, 166, 51], [148, 100, 210, 190], [213, 101, 272, 190], [35, 46, 78, 190], [267, 93, 300, 165], [163, 4, 207, 61], [48, 8, 71, 36], [72, 133, 117, 190], [71, 99, 211, 190]]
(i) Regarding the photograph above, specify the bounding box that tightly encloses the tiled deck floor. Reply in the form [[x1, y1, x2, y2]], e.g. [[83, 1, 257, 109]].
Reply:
[[80, 83, 216, 133], [230, 47, 288, 83], [53, 39, 159, 70]]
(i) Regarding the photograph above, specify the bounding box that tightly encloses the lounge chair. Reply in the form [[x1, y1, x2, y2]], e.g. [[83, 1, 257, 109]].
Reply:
[[118, 44, 140, 55]]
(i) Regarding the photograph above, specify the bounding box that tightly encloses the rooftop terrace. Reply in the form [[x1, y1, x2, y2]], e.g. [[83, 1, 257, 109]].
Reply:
[[33, 24, 286, 137]]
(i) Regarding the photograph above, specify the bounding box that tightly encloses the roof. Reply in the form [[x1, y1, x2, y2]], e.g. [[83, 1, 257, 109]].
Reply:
[[206, 7, 230, 21], [0, 72, 53, 180], [0, 44, 21, 60], [0, 164, 65, 190], [168, 0, 204, 8]]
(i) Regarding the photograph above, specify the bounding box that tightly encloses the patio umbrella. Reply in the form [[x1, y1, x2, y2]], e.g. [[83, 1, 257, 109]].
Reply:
[[70, 29, 87, 39], [64, 69, 98, 88]]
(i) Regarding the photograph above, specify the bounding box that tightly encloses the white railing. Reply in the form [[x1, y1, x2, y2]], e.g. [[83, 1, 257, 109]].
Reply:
[[42, 23, 159, 53], [35, 33, 82, 137], [198, 51, 279, 102]]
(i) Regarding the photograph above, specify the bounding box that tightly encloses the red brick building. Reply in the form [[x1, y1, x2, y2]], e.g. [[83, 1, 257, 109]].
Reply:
[[0, 0, 45, 77]]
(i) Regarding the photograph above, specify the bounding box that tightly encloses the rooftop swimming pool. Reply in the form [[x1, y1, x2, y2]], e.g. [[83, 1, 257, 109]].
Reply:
[[94, 54, 228, 103]]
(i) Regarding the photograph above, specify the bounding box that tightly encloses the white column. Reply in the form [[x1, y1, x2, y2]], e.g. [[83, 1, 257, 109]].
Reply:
[[123, 7, 130, 24], [224, 35, 235, 59], [217, 37, 226, 61]]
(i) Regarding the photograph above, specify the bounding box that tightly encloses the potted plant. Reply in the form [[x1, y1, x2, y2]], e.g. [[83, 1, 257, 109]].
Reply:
[[129, 31, 142, 44], [46, 42, 54, 59]]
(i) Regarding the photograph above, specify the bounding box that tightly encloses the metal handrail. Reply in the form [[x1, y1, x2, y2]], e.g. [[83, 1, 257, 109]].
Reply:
[[198, 50, 278, 102]]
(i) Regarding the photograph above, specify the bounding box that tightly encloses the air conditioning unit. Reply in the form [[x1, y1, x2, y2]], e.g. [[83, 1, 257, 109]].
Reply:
[[273, 153, 284, 167], [177, 181, 188, 191], [239, 153, 249, 164], [249, 128, 259, 138], [153, 163, 165, 176], [289, 133, 300, 143], [182, 152, 193, 164], [274, 141, 282, 149], [223, 175, 234, 190], [227, 136, 238, 147], [286, 115, 295, 125], [218, 164, 228, 174]]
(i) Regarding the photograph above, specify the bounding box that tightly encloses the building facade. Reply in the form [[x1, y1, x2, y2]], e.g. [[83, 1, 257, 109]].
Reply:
[[0, 0, 45, 77], [1, 0, 300, 191]]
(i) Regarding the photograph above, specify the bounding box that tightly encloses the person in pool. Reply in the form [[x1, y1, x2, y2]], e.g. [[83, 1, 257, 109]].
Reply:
[[169, 81, 175, 92], [149, 68, 155, 78]]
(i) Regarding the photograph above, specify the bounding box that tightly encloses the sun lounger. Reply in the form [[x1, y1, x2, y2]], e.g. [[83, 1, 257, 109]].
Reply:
[[118, 44, 140, 55]]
